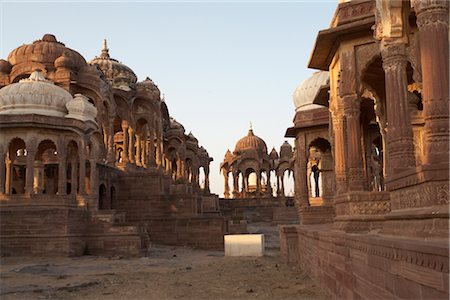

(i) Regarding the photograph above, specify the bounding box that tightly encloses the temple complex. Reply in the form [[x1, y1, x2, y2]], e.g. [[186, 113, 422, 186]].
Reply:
[[280, 0, 449, 298], [0, 34, 224, 256]]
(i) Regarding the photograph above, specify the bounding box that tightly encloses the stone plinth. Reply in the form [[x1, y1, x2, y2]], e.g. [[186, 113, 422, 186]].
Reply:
[[224, 234, 265, 257]]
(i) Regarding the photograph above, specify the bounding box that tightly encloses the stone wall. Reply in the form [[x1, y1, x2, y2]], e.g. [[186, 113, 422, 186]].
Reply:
[[219, 197, 298, 224], [280, 225, 449, 299], [147, 216, 226, 250]]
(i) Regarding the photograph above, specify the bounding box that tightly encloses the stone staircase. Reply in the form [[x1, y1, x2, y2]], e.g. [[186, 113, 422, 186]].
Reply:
[[247, 222, 281, 253]]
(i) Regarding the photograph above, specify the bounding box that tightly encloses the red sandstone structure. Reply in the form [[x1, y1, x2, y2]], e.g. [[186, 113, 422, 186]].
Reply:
[[0, 35, 225, 256], [280, 0, 449, 299]]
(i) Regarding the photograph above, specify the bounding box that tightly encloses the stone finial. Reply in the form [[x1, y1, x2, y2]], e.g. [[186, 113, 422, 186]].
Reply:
[[100, 39, 110, 59], [21, 70, 49, 83]]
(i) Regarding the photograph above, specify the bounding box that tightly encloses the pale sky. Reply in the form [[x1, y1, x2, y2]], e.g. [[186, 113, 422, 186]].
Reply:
[[0, 1, 337, 197]]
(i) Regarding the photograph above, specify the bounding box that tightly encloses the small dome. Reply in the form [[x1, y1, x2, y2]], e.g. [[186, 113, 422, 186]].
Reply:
[[293, 71, 329, 112], [168, 117, 185, 132], [280, 141, 293, 158], [0, 59, 12, 74], [234, 128, 267, 154], [269, 147, 279, 159], [136, 77, 161, 100], [65, 93, 98, 123], [89, 39, 137, 91], [7, 34, 86, 71], [54, 51, 76, 70], [0, 70, 72, 117]]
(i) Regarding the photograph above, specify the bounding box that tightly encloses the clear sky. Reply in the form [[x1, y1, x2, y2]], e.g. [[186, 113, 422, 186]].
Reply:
[[0, 0, 337, 197]]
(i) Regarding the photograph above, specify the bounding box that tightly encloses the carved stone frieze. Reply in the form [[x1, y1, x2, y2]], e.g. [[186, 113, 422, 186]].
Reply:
[[390, 181, 449, 210]]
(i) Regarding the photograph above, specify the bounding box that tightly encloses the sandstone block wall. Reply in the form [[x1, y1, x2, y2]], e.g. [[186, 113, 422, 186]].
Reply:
[[280, 225, 449, 299]]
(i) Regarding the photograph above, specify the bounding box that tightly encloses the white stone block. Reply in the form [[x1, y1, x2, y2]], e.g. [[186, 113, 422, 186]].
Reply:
[[224, 234, 265, 256]]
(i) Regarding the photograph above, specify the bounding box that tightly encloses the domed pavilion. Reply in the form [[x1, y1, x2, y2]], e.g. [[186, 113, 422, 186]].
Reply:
[[220, 125, 293, 199]]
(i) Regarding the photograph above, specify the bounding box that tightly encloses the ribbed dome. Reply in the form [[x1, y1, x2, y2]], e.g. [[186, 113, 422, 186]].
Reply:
[[136, 77, 160, 100], [7, 34, 86, 70], [186, 132, 198, 146], [234, 129, 267, 154], [89, 39, 137, 91], [0, 70, 72, 117], [293, 71, 329, 112], [280, 141, 293, 158], [223, 149, 233, 162]]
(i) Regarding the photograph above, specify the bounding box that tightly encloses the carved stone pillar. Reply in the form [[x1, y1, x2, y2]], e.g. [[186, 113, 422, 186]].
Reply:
[[266, 171, 272, 196], [416, 0, 449, 166], [25, 150, 35, 195], [294, 134, 309, 207], [332, 112, 348, 193], [5, 158, 11, 194], [57, 151, 67, 195], [381, 42, 416, 178], [233, 172, 239, 197], [0, 150, 5, 194], [256, 171, 261, 193], [279, 174, 285, 196], [121, 122, 129, 164], [128, 127, 135, 164], [223, 171, 230, 198], [89, 160, 98, 195], [205, 168, 210, 193], [70, 160, 78, 195], [79, 149, 86, 194], [135, 135, 141, 166], [106, 118, 115, 164], [343, 95, 365, 190]]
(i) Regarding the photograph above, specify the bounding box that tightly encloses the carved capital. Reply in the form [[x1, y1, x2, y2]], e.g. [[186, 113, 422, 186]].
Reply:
[[381, 42, 407, 71]]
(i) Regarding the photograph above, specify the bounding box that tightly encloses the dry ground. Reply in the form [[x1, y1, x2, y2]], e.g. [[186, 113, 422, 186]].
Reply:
[[0, 243, 328, 300]]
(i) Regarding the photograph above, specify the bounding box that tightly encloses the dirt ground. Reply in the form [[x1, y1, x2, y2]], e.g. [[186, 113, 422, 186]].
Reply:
[[0, 243, 328, 300]]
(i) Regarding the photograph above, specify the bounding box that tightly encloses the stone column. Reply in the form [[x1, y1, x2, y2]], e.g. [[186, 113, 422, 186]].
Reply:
[[135, 135, 141, 166], [381, 42, 416, 177], [79, 150, 86, 194], [149, 139, 156, 167], [89, 160, 98, 195], [276, 175, 281, 196], [343, 95, 366, 190], [0, 151, 5, 194], [57, 151, 67, 195], [121, 122, 130, 164], [25, 150, 35, 196], [5, 158, 11, 194], [332, 112, 348, 193], [106, 118, 115, 164], [223, 171, 230, 198], [141, 139, 146, 167], [294, 134, 309, 207], [416, 0, 449, 166], [279, 174, 285, 196], [256, 171, 261, 193], [70, 161, 78, 195], [266, 171, 272, 196], [128, 127, 135, 164], [205, 168, 210, 193], [233, 172, 239, 197]]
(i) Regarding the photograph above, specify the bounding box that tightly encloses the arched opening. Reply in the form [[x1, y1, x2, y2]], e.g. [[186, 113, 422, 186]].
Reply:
[[245, 168, 257, 194], [260, 171, 268, 194], [110, 186, 117, 209], [238, 172, 243, 193], [35, 139, 58, 195], [269, 170, 277, 197], [283, 169, 294, 197], [99, 184, 107, 210], [113, 117, 124, 164], [135, 118, 149, 167], [7, 138, 27, 194], [307, 138, 332, 205], [227, 171, 233, 195], [199, 166, 206, 190]]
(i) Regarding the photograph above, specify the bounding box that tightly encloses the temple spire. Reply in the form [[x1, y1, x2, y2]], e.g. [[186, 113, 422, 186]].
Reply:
[[100, 39, 110, 59]]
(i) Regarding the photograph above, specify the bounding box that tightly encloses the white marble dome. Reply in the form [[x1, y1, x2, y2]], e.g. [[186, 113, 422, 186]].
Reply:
[[293, 71, 329, 112], [0, 70, 72, 117]]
